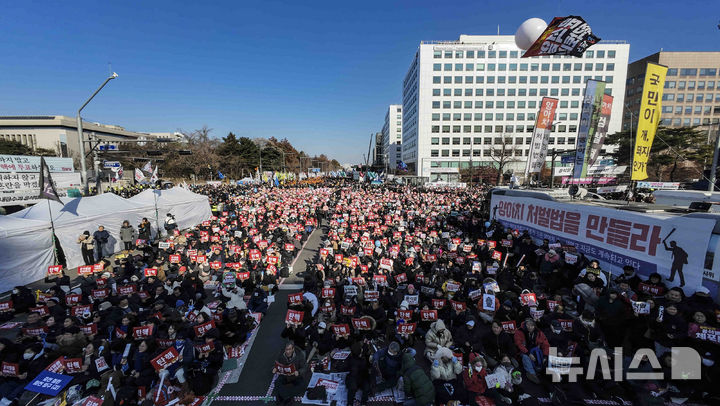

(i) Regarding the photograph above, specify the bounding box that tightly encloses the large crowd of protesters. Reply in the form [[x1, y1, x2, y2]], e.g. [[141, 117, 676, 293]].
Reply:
[[0, 180, 719, 406]]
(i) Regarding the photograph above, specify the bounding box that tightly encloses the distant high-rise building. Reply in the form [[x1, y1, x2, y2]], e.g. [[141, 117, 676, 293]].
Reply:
[[624, 52, 720, 141], [401, 35, 630, 181], [382, 105, 402, 172]]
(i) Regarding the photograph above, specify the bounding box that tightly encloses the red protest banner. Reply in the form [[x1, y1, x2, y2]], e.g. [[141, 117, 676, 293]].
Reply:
[[501, 320, 517, 334], [450, 300, 467, 312], [420, 309, 438, 321], [47, 265, 63, 275], [193, 321, 216, 337], [396, 322, 417, 335], [397, 309, 412, 320], [92, 288, 109, 299], [151, 347, 180, 371], [352, 318, 372, 330], [132, 325, 154, 339], [321, 287, 336, 298], [0, 300, 12, 312], [331, 323, 350, 337], [78, 265, 93, 276], [432, 298, 446, 309], [274, 361, 297, 375], [364, 290, 379, 301], [63, 358, 83, 374], [65, 294, 81, 306], [93, 263, 105, 272], [373, 274, 387, 285], [118, 284, 137, 296], [144, 268, 158, 277], [394, 273, 408, 284], [1, 362, 18, 376], [492, 250, 503, 261], [285, 309, 304, 325], [288, 292, 303, 306], [71, 304, 92, 317], [169, 254, 181, 264]]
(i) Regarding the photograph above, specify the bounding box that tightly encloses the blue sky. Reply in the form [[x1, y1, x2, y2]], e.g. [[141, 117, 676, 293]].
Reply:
[[1, 0, 718, 164]]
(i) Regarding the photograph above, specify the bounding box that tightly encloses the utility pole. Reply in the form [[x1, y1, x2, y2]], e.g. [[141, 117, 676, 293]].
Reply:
[[77, 72, 118, 195]]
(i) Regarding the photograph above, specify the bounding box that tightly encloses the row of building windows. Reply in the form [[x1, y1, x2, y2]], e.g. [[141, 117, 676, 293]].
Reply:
[[430, 136, 576, 145], [432, 87, 585, 98], [661, 117, 719, 126], [430, 124, 578, 134], [432, 62, 615, 72], [433, 49, 616, 59], [432, 75, 615, 85], [430, 149, 530, 158], [662, 93, 720, 102], [661, 105, 720, 114], [664, 80, 716, 90], [432, 100, 582, 109], [667, 68, 719, 77]]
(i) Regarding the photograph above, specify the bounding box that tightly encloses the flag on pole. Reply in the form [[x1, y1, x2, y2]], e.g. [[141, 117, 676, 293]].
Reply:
[[38, 157, 62, 203], [135, 168, 146, 183], [143, 161, 153, 173], [150, 166, 159, 183]]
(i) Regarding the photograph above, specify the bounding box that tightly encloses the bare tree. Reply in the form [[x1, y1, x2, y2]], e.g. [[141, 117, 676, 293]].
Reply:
[[489, 135, 522, 185]]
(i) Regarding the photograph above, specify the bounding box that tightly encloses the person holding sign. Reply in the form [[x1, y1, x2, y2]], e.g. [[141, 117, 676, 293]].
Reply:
[[273, 342, 306, 406]]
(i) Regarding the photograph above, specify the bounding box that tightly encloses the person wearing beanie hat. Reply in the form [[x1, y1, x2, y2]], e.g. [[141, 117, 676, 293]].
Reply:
[[455, 316, 482, 357], [372, 341, 404, 393]]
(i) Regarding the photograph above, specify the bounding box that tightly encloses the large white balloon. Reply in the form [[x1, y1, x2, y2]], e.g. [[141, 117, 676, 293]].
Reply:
[[515, 18, 548, 50]]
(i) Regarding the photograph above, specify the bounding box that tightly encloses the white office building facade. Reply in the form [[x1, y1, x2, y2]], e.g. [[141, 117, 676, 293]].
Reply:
[[401, 35, 630, 181], [381, 105, 403, 172]]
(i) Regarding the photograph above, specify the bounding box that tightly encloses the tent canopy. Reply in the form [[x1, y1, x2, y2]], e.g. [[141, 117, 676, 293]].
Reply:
[[0, 187, 211, 293]]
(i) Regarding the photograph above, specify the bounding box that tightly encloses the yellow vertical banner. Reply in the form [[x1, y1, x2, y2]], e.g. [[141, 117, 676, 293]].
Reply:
[[632, 62, 668, 180]]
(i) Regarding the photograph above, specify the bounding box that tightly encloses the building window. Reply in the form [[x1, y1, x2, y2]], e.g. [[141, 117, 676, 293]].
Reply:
[[431, 137, 439, 144], [433, 76, 441, 84], [608, 50, 616, 58], [681, 68, 698, 76], [434, 50, 442, 58], [700, 68, 717, 76], [433, 63, 441, 71]]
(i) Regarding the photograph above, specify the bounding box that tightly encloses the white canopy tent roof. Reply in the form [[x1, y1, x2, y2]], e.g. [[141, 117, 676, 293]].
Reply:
[[0, 187, 211, 293]]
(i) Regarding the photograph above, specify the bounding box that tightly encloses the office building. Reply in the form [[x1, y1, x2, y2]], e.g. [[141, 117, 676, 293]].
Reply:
[[401, 35, 630, 181], [0, 115, 164, 158], [624, 52, 720, 140], [381, 105, 402, 172]]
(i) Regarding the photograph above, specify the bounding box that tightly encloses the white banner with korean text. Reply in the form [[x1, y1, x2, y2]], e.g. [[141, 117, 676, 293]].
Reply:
[[490, 194, 714, 295]]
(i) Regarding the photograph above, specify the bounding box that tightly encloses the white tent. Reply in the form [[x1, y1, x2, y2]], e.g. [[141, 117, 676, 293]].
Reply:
[[1, 188, 211, 292], [128, 187, 212, 233], [0, 216, 54, 293]]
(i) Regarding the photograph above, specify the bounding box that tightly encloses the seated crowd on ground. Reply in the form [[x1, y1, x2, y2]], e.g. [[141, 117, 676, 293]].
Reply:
[[0, 181, 718, 406]]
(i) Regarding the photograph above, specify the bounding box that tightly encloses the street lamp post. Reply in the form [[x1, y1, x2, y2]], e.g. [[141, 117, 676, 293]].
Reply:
[[77, 72, 118, 195], [708, 122, 720, 191]]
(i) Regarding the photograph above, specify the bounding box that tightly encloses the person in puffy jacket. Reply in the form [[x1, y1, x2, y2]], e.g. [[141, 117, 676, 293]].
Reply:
[[120, 220, 135, 251], [424, 319, 453, 361], [221, 285, 247, 310], [513, 318, 549, 383], [430, 346, 464, 404], [402, 352, 435, 406]]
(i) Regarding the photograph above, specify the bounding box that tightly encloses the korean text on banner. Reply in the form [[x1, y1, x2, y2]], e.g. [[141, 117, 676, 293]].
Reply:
[[490, 193, 714, 295], [632, 63, 668, 180], [588, 95, 614, 167], [526, 97, 559, 174], [573, 80, 606, 179], [522, 16, 601, 58], [580, 81, 608, 178]]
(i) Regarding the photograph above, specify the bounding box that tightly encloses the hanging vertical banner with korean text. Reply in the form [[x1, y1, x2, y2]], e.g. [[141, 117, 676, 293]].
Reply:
[[573, 80, 603, 179], [632, 63, 668, 180], [522, 16, 601, 58], [588, 94, 614, 167], [579, 82, 607, 178], [526, 97, 559, 173]]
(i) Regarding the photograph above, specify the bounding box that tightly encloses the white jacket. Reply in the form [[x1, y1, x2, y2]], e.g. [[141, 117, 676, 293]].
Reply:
[[221, 286, 247, 310]]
